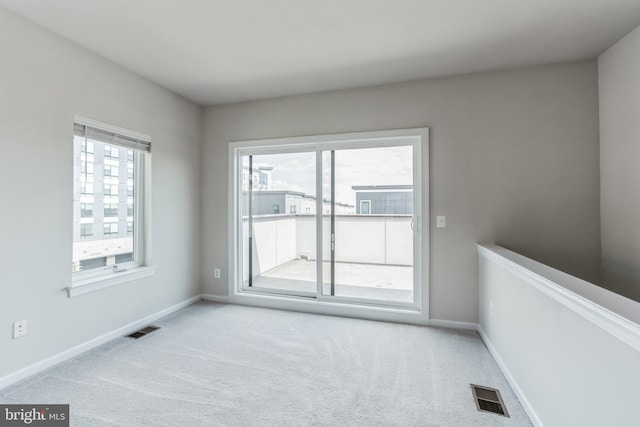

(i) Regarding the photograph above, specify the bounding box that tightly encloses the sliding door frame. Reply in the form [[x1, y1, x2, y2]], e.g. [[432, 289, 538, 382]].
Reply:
[[237, 146, 317, 298], [228, 128, 430, 325]]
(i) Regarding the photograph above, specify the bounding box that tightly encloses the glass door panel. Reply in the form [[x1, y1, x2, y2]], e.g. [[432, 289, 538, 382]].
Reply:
[[321, 145, 415, 304], [240, 151, 317, 295]]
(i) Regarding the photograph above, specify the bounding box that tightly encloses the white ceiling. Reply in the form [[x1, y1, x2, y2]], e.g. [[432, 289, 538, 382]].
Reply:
[[1, 0, 640, 106]]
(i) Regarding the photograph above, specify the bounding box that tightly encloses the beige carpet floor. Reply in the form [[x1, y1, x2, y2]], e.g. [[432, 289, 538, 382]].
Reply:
[[0, 302, 532, 426]]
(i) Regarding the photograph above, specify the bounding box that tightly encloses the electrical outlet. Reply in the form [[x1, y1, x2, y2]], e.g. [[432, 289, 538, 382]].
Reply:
[[489, 302, 494, 318], [436, 215, 446, 228], [214, 268, 221, 279], [13, 320, 27, 339]]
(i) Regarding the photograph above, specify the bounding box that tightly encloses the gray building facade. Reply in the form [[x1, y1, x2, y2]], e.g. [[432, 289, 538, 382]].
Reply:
[[352, 185, 413, 215]]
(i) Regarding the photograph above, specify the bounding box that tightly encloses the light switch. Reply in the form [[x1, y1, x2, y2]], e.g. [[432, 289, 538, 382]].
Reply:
[[436, 216, 446, 228]]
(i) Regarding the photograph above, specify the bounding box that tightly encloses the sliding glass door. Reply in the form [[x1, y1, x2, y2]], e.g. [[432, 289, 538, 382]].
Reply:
[[236, 130, 424, 310], [241, 150, 317, 297], [321, 145, 415, 304]]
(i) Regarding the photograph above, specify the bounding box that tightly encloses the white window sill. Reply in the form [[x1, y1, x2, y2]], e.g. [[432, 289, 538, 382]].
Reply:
[[67, 266, 157, 298]]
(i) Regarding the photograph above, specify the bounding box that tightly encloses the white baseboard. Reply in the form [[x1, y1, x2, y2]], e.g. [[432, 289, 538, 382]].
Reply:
[[429, 318, 478, 331], [201, 293, 230, 303], [477, 325, 543, 427], [0, 294, 202, 391]]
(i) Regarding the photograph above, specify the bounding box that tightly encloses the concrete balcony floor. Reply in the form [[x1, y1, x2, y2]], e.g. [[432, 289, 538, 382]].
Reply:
[[252, 259, 414, 303]]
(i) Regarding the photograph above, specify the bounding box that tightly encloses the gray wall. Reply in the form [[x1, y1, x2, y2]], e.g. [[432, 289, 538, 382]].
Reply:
[[0, 8, 202, 378], [202, 61, 601, 323], [598, 24, 640, 302]]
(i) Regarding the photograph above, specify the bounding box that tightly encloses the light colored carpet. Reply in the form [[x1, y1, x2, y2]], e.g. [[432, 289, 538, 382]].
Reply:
[[0, 302, 532, 426]]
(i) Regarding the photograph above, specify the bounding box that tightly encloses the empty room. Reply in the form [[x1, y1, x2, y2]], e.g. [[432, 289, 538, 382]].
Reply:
[[1, 1, 639, 426]]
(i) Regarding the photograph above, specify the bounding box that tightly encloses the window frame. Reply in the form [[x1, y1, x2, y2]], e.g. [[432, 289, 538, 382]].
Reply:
[[227, 127, 430, 324], [69, 115, 154, 297]]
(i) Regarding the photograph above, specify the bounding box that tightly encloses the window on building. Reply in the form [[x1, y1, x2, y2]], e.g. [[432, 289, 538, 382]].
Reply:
[[81, 140, 94, 154], [289, 205, 297, 214], [80, 223, 93, 238], [80, 257, 106, 270], [104, 164, 119, 177], [104, 183, 119, 196], [104, 144, 119, 159], [116, 253, 133, 263], [273, 204, 280, 214], [81, 160, 94, 175], [103, 222, 118, 236], [81, 203, 93, 218], [104, 203, 119, 217], [72, 117, 151, 279], [81, 182, 94, 195]]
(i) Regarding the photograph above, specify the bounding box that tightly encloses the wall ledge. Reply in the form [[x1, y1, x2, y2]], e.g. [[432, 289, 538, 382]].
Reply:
[[68, 266, 157, 298], [477, 244, 640, 352]]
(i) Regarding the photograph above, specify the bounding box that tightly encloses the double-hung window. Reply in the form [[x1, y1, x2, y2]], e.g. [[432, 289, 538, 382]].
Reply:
[[71, 116, 153, 296]]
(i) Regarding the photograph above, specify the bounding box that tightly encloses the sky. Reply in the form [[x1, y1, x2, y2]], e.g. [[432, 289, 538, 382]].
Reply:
[[250, 146, 413, 206]]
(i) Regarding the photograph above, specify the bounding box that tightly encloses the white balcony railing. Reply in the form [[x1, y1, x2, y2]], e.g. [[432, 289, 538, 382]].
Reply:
[[243, 214, 413, 277]]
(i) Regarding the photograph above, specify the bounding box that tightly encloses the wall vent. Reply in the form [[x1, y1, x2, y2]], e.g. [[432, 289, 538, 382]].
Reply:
[[470, 384, 509, 417], [126, 325, 160, 339]]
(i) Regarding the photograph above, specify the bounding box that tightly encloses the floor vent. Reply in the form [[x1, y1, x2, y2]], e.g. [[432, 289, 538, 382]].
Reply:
[[471, 384, 509, 417], [126, 325, 160, 339]]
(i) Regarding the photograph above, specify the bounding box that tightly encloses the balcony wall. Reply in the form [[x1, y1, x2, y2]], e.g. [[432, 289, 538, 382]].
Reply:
[[243, 215, 412, 277], [478, 244, 640, 427]]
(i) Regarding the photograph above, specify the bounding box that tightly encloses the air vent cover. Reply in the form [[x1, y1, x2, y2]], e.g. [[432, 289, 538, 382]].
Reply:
[[471, 384, 509, 417], [126, 325, 160, 339]]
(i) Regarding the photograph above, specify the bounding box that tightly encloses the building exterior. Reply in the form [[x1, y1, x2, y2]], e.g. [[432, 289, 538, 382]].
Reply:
[[352, 185, 413, 215], [72, 137, 135, 271], [243, 191, 354, 216], [242, 164, 272, 191], [240, 163, 355, 216]]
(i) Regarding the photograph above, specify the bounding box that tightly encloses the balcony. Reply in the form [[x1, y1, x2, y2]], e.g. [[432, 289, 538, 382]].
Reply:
[[243, 214, 414, 303]]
